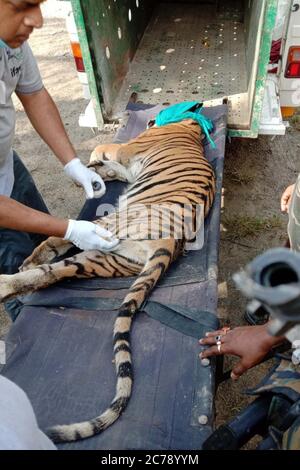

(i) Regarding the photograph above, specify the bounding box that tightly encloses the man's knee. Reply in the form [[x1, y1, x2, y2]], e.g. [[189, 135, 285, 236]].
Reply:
[[0, 229, 35, 321], [0, 229, 35, 275], [11, 152, 49, 216]]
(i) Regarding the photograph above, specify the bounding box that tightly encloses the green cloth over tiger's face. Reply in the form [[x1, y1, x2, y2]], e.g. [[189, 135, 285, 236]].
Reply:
[[0, 119, 216, 443]]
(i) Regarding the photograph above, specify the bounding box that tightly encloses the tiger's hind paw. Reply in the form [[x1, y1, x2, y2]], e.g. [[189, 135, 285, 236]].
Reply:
[[19, 258, 37, 273], [19, 258, 37, 272]]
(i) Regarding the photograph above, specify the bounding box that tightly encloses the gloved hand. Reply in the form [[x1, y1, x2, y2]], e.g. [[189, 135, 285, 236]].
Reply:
[[64, 158, 106, 199], [64, 220, 119, 251]]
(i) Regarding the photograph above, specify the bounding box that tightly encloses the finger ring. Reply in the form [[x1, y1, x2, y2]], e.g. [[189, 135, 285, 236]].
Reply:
[[215, 335, 222, 343], [217, 343, 222, 353]]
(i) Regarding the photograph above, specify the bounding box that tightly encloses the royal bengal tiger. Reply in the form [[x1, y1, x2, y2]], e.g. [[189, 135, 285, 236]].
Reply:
[[0, 118, 216, 443]]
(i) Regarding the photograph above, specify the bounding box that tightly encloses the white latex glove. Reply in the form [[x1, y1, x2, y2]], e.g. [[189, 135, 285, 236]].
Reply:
[[64, 158, 106, 199], [64, 220, 119, 251]]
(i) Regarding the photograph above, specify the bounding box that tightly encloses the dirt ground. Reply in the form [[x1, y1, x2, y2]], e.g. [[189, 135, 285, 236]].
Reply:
[[1, 6, 300, 449], [216, 131, 299, 434]]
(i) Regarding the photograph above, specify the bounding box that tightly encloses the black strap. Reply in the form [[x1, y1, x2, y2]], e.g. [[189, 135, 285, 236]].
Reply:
[[21, 296, 218, 339], [144, 301, 218, 338]]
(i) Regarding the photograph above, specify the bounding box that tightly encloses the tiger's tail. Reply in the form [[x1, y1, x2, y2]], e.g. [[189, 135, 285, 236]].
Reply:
[[46, 242, 178, 443]]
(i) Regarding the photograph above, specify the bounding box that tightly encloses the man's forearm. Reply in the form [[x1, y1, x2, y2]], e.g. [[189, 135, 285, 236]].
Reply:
[[17, 87, 76, 166], [0, 196, 68, 236]]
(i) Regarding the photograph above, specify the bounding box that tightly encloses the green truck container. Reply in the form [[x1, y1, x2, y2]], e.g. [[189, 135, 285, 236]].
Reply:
[[69, 0, 300, 137]]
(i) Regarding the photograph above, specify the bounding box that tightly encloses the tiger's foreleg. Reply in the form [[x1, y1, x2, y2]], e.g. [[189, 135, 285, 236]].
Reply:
[[90, 139, 147, 168], [90, 143, 122, 163], [19, 237, 73, 272]]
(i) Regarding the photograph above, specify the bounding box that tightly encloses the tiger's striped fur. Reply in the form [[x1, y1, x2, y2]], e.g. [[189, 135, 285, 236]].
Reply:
[[0, 119, 215, 442]]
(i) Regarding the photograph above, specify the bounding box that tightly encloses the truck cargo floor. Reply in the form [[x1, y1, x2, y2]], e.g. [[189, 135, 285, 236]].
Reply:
[[112, 2, 248, 126]]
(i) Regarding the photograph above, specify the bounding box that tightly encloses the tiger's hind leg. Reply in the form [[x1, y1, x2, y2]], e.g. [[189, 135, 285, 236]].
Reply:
[[0, 250, 141, 303], [114, 240, 177, 333], [19, 237, 73, 272], [111, 241, 176, 397]]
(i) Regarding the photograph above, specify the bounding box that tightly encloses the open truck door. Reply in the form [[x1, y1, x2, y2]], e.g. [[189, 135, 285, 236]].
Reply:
[[67, 0, 292, 138], [260, 0, 300, 135]]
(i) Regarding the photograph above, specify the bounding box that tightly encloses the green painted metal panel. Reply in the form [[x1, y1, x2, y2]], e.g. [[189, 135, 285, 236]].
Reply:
[[245, 1, 264, 85], [71, 0, 104, 127], [78, 0, 154, 117], [232, 0, 279, 138], [252, 0, 279, 132]]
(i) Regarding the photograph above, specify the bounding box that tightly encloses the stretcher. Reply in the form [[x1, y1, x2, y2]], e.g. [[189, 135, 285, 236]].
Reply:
[[1, 104, 227, 450]]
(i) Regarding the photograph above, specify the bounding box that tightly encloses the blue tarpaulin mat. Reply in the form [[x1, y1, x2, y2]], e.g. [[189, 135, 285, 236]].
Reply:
[[1, 104, 227, 450]]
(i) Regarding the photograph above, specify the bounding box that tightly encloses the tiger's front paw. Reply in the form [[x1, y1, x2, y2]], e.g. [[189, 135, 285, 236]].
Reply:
[[88, 144, 129, 181], [88, 158, 130, 182], [87, 158, 117, 181]]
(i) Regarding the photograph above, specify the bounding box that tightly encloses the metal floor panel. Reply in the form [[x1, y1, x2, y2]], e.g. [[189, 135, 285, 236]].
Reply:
[[112, 2, 248, 126]]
